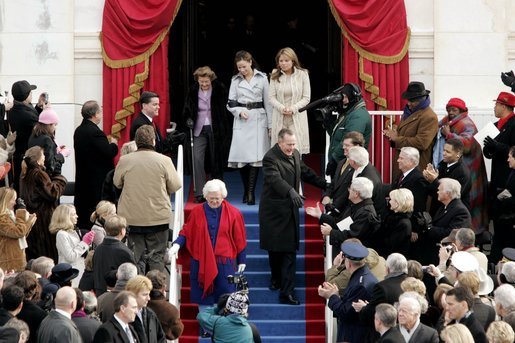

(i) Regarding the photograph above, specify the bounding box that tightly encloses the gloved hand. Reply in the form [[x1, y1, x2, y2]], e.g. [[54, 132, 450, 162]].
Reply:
[[15, 198, 26, 210], [484, 136, 501, 151], [237, 264, 246, 273], [186, 118, 194, 129], [325, 203, 340, 215], [325, 158, 337, 176], [82, 231, 96, 245], [6, 131, 16, 145], [169, 243, 181, 258], [501, 70, 515, 89], [289, 188, 304, 208]]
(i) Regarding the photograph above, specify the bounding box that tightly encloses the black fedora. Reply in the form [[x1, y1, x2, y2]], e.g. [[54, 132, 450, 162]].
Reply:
[[402, 81, 430, 100], [49, 263, 79, 285]]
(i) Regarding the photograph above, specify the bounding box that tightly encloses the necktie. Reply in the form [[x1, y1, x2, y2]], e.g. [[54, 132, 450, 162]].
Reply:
[[398, 174, 405, 186], [125, 326, 134, 343]]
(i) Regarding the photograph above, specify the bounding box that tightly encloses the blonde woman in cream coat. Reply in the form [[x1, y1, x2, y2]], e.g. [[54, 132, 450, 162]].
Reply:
[[269, 47, 311, 154]]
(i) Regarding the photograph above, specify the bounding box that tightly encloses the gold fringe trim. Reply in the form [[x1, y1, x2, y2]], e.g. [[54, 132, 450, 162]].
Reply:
[[100, 0, 182, 68], [328, 0, 410, 64], [359, 56, 387, 109], [110, 59, 149, 139]]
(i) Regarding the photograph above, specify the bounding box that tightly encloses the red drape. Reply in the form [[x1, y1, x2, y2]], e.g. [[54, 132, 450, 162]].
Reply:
[[329, 0, 410, 182], [101, 0, 182, 148]]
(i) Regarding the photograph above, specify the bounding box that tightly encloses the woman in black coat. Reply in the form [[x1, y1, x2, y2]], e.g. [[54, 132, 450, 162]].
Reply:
[[377, 188, 413, 257], [182, 66, 231, 203]]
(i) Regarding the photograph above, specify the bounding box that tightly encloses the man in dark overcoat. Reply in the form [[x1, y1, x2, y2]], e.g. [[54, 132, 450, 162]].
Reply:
[[259, 128, 326, 305], [74, 100, 118, 230]]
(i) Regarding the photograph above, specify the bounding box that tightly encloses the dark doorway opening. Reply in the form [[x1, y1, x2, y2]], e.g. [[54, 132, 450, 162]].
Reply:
[[169, 0, 342, 153]]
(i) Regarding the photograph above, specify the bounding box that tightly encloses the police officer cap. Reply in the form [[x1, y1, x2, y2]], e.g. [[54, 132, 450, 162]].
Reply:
[[341, 242, 368, 261], [502, 248, 515, 262]]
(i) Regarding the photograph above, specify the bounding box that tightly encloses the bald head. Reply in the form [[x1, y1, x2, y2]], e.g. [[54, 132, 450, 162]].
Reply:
[[55, 286, 77, 314]]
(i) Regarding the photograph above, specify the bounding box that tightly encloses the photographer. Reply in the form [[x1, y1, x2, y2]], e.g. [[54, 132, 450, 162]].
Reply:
[[322, 83, 371, 176], [197, 290, 255, 343]]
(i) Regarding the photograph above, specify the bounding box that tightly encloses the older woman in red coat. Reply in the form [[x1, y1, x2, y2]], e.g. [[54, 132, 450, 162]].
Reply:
[[437, 98, 488, 233]]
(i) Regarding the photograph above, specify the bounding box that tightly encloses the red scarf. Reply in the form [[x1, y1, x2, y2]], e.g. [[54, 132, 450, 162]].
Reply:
[[498, 112, 515, 130], [179, 201, 246, 298]]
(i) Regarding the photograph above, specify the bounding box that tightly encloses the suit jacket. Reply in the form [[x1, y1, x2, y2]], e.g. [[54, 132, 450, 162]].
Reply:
[[389, 167, 429, 214], [93, 316, 139, 343], [72, 314, 101, 343], [17, 300, 46, 343], [132, 307, 166, 343], [428, 198, 471, 242], [325, 159, 353, 211], [428, 159, 471, 215], [358, 163, 386, 215], [73, 118, 118, 230], [405, 322, 439, 343], [359, 273, 407, 327], [450, 312, 487, 343], [378, 327, 404, 343], [130, 113, 164, 153], [37, 310, 82, 343]]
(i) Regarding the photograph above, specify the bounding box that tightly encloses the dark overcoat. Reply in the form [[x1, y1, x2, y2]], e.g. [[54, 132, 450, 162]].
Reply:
[[259, 144, 325, 252], [74, 119, 118, 230]]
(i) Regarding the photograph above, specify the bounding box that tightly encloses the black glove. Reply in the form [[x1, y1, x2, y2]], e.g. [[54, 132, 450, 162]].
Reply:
[[501, 71, 515, 89], [325, 158, 337, 176], [484, 136, 501, 151], [15, 198, 26, 210], [324, 203, 340, 216], [186, 118, 194, 129], [288, 188, 304, 208]]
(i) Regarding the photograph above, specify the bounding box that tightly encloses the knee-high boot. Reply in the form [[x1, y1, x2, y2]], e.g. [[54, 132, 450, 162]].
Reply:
[[239, 165, 250, 203], [247, 167, 259, 205]]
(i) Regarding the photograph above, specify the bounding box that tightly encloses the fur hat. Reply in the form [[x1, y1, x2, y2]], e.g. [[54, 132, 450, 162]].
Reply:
[[446, 98, 467, 111], [38, 108, 59, 125], [11, 80, 36, 102], [225, 291, 249, 317]]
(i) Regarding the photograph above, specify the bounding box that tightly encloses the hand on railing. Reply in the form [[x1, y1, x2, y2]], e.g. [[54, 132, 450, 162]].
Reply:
[[169, 243, 180, 259]]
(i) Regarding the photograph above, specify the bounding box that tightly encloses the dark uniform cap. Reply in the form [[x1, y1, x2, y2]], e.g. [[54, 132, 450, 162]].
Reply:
[[341, 242, 369, 261], [502, 248, 515, 262]]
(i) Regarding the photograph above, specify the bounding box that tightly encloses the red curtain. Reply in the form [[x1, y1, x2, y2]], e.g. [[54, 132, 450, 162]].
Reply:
[[101, 0, 182, 148], [329, 0, 410, 182]]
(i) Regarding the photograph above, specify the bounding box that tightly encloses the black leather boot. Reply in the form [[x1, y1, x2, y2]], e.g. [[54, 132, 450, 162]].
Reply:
[[247, 167, 259, 205], [239, 166, 250, 203]]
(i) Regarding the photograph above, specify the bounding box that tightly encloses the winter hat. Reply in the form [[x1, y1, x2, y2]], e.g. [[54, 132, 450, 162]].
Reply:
[[446, 98, 467, 111], [340, 83, 362, 104], [225, 290, 249, 317], [11, 80, 36, 101], [494, 91, 515, 107], [402, 81, 430, 100], [39, 108, 59, 125]]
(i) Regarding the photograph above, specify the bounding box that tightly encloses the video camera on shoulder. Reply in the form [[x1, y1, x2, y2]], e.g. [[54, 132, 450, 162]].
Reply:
[[227, 273, 248, 291]]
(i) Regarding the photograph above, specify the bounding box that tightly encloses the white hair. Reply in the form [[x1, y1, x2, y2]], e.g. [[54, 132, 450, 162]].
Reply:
[[202, 179, 228, 198], [494, 284, 515, 312], [117, 263, 138, 281], [348, 146, 369, 167], [398, 295, 422, 316], [350, 177, 373, 199], [399, 291, 428, 314], [386, 253, 408, 274], [502, 262, 515, 284], [400, 147, 420, 165], [439, 178, 461, 200]]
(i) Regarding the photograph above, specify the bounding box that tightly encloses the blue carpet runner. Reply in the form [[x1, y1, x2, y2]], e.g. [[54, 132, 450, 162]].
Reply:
[[178, 155, 326, 342]]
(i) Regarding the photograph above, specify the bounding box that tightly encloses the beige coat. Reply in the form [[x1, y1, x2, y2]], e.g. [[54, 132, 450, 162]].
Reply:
[[269, 67, 311, 154], [391, 106, 438, 178], [114, 149, 182, 227]]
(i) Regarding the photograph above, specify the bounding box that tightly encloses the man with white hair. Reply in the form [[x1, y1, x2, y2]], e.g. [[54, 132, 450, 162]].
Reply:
[[397, 293, 438, 342], [494, 284, 515, 318], [353, 253, 408, 331], [37, 286, 82, 343], [425, 178, 471, 263]]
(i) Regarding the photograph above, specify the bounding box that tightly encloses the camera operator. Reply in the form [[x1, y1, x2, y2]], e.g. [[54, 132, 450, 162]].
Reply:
[[197, 290, 257, 343], [322, 83, 372, 176]]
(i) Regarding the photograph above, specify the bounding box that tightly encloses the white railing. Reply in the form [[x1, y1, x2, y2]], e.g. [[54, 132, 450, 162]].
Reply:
[[169, 144, 184, 343]]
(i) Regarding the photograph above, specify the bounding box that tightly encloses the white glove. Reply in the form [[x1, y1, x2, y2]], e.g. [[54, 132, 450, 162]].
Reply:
[[237, 264, 246, 273], [169, 243, 180, 258]]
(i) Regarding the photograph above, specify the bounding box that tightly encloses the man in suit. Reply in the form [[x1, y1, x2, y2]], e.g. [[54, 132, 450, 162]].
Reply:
[[130, 91, 164, 153], [383, 81, 439, 179], [74, 100, 119, 231], [319, 242, 378, 343], [322, 131, 365, 214], [72, 288, 101, 343], [425, 178, 471, 264], [37, 286, 82, 343], [259, 129, 326, 305], [93, 291, 140, 343], [444, 287, 488, 343], [423, 138, 471, 215], [354, 253, 408, 329], [397, 293, 438, 343], [93, 215, 137, 296], [374, 303, 404, 343]]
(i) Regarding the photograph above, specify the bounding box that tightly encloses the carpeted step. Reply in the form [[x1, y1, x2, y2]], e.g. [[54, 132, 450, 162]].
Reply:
[[249, 303, 325, 320], [252, 319, 325, 336], [245, 223, 307, 239], [260, 336, 325, 343], [247, 254, 323, 270], [246, 238, 324, 255], [238, 270, 325, 288]]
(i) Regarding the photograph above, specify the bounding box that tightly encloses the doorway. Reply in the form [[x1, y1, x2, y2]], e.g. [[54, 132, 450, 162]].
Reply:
[[168, 0, 342, 153]]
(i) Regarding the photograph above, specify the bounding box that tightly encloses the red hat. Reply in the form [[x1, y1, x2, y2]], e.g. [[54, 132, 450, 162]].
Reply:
[[446, 98, 467, 111], [494, 92, 515, 107]]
